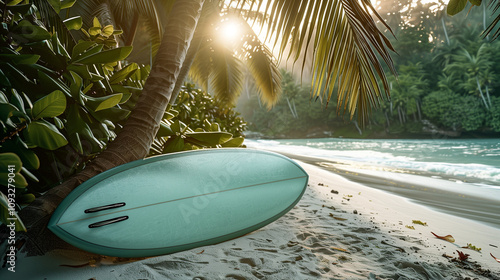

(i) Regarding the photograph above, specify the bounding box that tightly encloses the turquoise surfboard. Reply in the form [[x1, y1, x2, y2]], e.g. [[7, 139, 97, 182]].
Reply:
[[48, 149, 308, 257]]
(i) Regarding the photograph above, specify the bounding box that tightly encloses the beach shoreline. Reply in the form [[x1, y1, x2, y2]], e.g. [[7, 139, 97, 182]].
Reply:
[[280, 152, 500, 230]]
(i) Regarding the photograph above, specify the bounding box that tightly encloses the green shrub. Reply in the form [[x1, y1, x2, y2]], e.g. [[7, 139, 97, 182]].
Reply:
[[150, 84, 247, 154], [0, 2, 142, 230]]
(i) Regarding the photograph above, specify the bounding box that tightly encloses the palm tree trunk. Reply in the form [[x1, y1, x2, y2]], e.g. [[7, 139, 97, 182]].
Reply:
[[485, 85, 492, 108], [398, 107, 403, 125], [416, 99, 422, 121], [441, 17, 450, 46], [286, 97, 297, 118], [169, 18, 206, 105], [483, 3, 489, 41], [292, 99, 298, 118], [169, 39, 201, 106], [476, 76, 490, 110], [17, 0, 205, 256], [352, 120, 362, 135]]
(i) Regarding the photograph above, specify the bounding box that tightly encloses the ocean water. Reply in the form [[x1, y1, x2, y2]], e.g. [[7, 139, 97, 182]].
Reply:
[[246, 138, 500, 187], [246, 138, 500, 227]]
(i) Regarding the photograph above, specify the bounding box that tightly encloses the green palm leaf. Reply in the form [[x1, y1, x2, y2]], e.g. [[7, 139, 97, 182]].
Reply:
[[484, 0, 500, 40], [209, 45, 244, 104], [190, 45, 212, 92], [236, 13, 281, 107]]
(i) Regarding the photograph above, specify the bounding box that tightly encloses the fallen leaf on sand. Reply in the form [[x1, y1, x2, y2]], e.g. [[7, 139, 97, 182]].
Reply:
[[442, 253, 454, 259], [491, 253, 500, 263], [412, 220, 428, 226], [197, 250, 205, 254], [329, 213, 347, 221], [331, 247, 348, 253], [431, 232, 455, 243], [462, 243, 481, 252], [457, 250, 469, 261]]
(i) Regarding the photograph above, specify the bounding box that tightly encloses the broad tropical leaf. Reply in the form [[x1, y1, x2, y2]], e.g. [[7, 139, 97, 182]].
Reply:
[[109, 63, 139, 84], [63, 16, 83, 30], [74, 46, 133, 64], [31, 90, 66, 119], [23, 120, 68, 150], [186, 131, 233, 146], [447, 0, 468, 15], [85, 93, 124, 112]]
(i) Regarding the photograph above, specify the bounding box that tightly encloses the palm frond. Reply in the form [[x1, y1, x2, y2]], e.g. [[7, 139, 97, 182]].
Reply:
[[209, 45, 244, 104], [483, 0, 500, 40], [188, 1, 222, 92], [142, 17, 163, 56], [190, 43, 212, 92], [190, 2, 244, 104], [93, 1, 115, 26], [110, 0, 162, 37], [237, 16, 281, 108], [235, 0, 396, 124]]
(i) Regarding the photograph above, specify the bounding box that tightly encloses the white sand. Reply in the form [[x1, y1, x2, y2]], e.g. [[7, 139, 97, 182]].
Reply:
[[2, 162, 500, 279]]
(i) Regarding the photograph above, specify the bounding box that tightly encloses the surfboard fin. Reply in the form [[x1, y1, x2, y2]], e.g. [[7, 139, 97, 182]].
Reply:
[[84, 202, 126, 213], [89, 216, 129, 228]]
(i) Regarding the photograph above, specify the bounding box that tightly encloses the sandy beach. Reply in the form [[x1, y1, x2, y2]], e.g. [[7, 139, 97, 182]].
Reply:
[[2, 159, 500, 279]]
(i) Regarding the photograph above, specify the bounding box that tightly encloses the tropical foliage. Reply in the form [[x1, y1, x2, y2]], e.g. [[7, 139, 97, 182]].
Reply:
[[151, 84, 246, 154], [240, 1, 500, 138], [1, 0, 398, 256], [0, 1, 138, 230], [0, 1, 244, 231]]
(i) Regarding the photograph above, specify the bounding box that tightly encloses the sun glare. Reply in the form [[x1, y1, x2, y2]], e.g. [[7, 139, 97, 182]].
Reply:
[[218, 19, 242, 43]]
